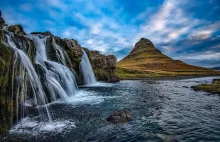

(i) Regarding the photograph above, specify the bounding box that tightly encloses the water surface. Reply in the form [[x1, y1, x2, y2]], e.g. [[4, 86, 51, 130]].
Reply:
[[6, 77, 220, 142]]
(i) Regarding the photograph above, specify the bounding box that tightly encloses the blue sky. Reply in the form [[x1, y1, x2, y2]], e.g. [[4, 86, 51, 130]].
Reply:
[[0, 0, 220, 67]]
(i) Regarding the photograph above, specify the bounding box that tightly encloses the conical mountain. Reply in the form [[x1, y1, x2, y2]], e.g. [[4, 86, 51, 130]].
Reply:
[[116, 38, 219, 79]]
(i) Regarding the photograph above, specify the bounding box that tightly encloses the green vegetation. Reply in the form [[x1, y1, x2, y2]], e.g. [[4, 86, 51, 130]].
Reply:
[[192, 79, 220, 94], [0, 30, 14, 135]]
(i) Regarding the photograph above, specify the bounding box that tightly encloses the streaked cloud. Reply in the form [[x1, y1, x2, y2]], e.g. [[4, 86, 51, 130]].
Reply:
[[0, 0, 219, 67]]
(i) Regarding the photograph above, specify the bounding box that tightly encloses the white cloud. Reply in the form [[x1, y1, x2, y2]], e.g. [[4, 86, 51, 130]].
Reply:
[[45, 0, 67, 10], [63, 30, 71, 37], [133, 0, 193, 45], [91, 24, 102, 34], [184, 52, 220, 60], [86, 39, 94, 45], [20, 3, 32, 12]]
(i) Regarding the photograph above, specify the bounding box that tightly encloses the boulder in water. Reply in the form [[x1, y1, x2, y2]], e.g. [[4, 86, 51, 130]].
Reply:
[[107, 109, 133, 124]]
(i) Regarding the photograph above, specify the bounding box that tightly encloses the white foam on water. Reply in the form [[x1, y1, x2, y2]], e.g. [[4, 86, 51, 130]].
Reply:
[[67, 90, 117, 106], [40, 122, 69, 132], [10, 117, 76, 135], [80, 82, 114, 87]]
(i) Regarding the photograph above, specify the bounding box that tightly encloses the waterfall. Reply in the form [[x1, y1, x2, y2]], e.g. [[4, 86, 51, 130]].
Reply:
[[2, 31, 79, 124], [80, 49, 97, 85], [4, 32, 52, 122], [26, 34, 78, 101]]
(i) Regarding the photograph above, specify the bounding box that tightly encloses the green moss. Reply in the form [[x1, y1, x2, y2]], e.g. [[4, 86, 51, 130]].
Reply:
[[0, 57, 5, 70], [0, 30, 15, 136], [192, 79, 220, 94], [71, 57, 81, 64]]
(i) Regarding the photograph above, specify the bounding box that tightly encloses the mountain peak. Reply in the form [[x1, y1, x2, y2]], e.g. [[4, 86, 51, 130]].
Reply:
[[129, 38, 158, 56], [135, 38, 154, 47], [137, 37, 152, 43], [117, 38, 213, 75]]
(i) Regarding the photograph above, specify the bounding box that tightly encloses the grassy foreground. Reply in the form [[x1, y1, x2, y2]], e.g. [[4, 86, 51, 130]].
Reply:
[[192, 79, 220, 94]]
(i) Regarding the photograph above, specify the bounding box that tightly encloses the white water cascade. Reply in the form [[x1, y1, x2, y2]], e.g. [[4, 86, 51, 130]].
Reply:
[[3, 31, 79, 123], [4, 32, 52, 122], [80, 49, 97, 85], [26, 34, 78, 101]]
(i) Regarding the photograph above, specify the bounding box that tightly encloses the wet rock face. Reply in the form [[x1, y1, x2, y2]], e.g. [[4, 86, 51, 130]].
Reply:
[[31, 31, 53, 36], [62, 38, 83, 58], [0, 30, 15, 135], [55, 37, 83, 73], [8, 25, 26, 35], [0, 11, 5, 29], [85, 49, 119, 82], [107, 109, 133, 124]]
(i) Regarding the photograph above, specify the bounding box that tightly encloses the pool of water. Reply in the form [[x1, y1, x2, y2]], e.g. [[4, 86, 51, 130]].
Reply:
[[6, 77, 220, 142]]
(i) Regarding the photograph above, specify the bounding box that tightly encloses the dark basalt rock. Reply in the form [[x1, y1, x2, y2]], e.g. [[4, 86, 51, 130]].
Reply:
[[0, 11, 6, 29], [107, 109, 133, 124], [84, 49, 119, 82], [107, 75, 120, 82], [31, 31, 53, 36]]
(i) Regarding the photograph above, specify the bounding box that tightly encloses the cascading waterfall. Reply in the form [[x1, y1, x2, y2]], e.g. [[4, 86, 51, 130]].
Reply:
[[80, 49, 97, 85], [2, 31, 79, 125], [26, 34, 78, 101], [52, 38, 72, 67], [4, 32, 52, 123]]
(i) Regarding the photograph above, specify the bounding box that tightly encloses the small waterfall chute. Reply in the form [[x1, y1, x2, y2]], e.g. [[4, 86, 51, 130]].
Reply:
[[79, 49, 97, 85]]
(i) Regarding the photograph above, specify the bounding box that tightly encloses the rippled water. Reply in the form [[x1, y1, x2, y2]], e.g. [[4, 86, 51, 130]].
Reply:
[[5, 77, 220, 142]]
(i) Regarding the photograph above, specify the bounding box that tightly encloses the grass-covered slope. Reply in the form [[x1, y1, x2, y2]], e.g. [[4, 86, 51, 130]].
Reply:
[[116, 38, 220, 79]]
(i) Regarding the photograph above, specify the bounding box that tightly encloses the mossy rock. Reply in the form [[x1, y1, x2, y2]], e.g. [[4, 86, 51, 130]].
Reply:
[[0, 30, 15, 136], [8, 24, 26, 35], [192, 79, 220, 94]]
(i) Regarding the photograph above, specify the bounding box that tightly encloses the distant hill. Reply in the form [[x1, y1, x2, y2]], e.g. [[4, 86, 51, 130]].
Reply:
[[212, 67, 220, 71], [116, 38, 220, 79]]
